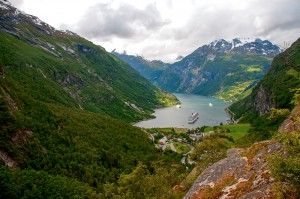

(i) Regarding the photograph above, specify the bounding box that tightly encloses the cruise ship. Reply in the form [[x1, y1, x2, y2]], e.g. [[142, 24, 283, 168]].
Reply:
[[188, 112, 199, 124]]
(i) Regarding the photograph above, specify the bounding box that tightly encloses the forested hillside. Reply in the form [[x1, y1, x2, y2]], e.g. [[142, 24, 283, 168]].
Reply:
[[0, 0, 178, 122], [0, 1, 182, 198]]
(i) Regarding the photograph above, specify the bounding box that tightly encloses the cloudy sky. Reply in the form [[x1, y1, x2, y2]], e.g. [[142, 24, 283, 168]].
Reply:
[[10, 0, 300, 62]]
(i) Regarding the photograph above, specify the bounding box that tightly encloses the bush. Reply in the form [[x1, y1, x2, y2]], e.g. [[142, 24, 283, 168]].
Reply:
[[268, 132, 300, 197]]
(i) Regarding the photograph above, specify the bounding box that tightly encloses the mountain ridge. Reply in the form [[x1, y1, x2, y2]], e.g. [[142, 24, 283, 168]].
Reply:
[[112, 50, 170, 84], [157, 38, 280, 100], [0, 0, 178, 122], [115, 38, 280, 102]]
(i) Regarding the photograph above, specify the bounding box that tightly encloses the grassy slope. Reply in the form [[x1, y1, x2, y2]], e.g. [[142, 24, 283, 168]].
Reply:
[[204, 123, 251, 142]]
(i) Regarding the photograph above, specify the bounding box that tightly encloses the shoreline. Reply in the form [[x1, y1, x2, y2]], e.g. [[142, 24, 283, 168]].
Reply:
[[225, 107, 236, 124]]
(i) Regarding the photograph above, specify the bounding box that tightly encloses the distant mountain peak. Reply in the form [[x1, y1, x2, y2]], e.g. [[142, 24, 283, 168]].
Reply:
[[153, 37, 281, 101], [0, 0, 79, 38], [175, 55, 184, 61], [194, 38, 280, 57]]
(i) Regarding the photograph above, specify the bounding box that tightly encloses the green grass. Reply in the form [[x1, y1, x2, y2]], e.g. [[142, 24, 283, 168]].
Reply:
[[222, 123, 251, 141], [246, 67, 262, 72], [173, 142, 190, 154], [214, 81, 255, 102], [204, 126, 214, 132], [203, 123, 251, 146]]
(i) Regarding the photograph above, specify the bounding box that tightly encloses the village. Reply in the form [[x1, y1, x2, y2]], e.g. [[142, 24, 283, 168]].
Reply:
[[145, 127, 212, 165]]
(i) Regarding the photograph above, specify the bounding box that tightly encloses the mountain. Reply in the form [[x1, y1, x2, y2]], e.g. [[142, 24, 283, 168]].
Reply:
[[156, 38, 280, 101], [0, 1, 180, 197], [229, 37, 300, 121], [0, 0, 177, 123], [112, 50, 170, 84], [184, 38, 300, 198]]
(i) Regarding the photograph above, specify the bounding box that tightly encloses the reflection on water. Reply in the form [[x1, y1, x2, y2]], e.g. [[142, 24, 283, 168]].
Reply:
[[135, 93, 231, 129]]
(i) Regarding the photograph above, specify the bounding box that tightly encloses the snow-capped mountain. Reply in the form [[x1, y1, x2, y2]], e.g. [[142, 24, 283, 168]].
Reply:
[[155, 38, 281, 101], [191, 38, 280, 60], [0, 0, 77, 38]]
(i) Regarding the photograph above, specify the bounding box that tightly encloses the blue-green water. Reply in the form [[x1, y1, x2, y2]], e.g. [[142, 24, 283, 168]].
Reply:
[[135, 93, 231, 128]]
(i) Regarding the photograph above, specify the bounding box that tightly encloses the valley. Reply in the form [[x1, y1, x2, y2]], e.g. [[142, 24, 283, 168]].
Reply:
[[1, 0, 299, 198], [114, 38, 280, 102]]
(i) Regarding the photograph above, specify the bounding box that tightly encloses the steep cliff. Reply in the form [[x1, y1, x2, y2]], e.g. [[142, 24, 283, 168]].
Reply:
[[230, 37, 300, 120]]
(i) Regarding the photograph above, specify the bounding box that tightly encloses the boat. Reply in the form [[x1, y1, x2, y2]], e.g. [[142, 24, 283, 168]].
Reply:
[[176, 104, 181, 108], [188, 112, 199, 124], [209, 102, 213, 107]]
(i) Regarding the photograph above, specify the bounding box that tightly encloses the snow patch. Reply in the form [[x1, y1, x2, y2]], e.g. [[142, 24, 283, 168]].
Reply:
[[0, 3, 9, 10], [0, 0, 10, 5], [234, 38, 256, 48], [231, 39, 235, 50], [26, 14, 43, 26], [33, 18, 43, 26], [213, 40, 219, 47], [61, 30, 78, 36]]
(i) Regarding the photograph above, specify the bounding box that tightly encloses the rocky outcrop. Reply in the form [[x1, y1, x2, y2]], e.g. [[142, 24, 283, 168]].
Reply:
[[278, 103, 300, 133], [184, 103, 300, 198], [254, 85, 274, 115], [0, 150, 19, 168], [184, 141, 282, 199], [0, 86, 18, 111], [77, 44, 92, 53], [11, 129, 33, 145]]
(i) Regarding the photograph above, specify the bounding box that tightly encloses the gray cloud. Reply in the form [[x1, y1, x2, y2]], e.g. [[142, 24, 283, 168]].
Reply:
[[69, 2, 169, 39], [62, 0, 300, 62], [9, 0, 24, 7], [152, 0, 300, 61]]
